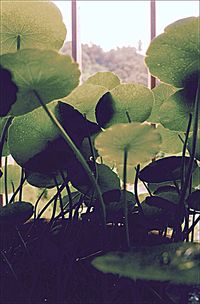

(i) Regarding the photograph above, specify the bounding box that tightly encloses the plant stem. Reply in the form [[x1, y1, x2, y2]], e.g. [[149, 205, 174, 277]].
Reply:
[[18, 167, 24, 201], [183, 214, 200, 241], [34, 189, 46, 220], [54, 175, 65, 220], [134, 165, 143, 214], [126, 111, 132, 123], [33, 90, 106, 227], [37, 183, 66, 219], [17, 34, 21, 51], [123, 149, 130, 248], [8, 176, 26, 204], [175, 79, 199, 241], [4, 156, 8, 205], [180, 113, 192, 190], [61, 175, 73, 221]]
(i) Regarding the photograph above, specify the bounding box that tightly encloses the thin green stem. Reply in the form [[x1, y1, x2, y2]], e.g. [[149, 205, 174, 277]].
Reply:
[[182, 214, 200, 241], [17, 34, 21, 51], [34, 189, 46, 220], [4, 156, 8, 205], [175, 78, 199, 241], [18, 167, 24, 201], [37, 183, 65, 219], [180, 113, 192, 190], [54, 176, 65, 220], [134, 165, 143, 214], [123, 149, 130, 248], [126, 111, 132, 123], [8, 176, 26, 204], [33, 90, 106, 227]]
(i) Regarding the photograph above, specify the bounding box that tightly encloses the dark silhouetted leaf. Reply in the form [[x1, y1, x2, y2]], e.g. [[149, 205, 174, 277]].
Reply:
[[0, 201, 34, 226], [187, 190, 200, 211], [0, 66, 18, 117], [139, 156, 197, 183]]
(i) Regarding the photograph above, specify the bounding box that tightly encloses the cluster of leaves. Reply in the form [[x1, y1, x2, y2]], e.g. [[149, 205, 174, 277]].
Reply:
[[0, 0, 200, 295]]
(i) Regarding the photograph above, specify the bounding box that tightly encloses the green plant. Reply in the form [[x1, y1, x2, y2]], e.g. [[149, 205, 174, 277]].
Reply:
[[0, 2, 199, 303]]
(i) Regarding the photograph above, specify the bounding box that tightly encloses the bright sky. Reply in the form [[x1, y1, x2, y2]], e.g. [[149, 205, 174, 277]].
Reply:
[[54, 1, 199, 53]]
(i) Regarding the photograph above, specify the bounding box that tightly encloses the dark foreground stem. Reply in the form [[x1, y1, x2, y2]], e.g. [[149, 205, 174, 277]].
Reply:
[[33, 90, 106, 227]]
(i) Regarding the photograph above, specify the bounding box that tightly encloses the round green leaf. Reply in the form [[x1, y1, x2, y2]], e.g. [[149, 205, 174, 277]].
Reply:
[[139, 156, 197, 183], [92, 242, 200, 285], [8, 102, 60, 167], [157, 124, 184, 154], [0, 164, 21, 194], [25, 170, 68, 189], [187, 190, 200, 211], [145, 17, 200, 88], [95, 123, 161, 166], [8, 101, 90, 173], [62, 83, 108, 122], [1, 0, 66, 54], [1, 49, 80, 116], [154, 186, 179, 205], [85, 72, 120, 90], [188, 129, 200, 161], [69, 163, 121, 203], [159, 90, 199, 131], [148, 83, 178, 124], [96, 84, 154, 128], [0, 201, 34, 226]]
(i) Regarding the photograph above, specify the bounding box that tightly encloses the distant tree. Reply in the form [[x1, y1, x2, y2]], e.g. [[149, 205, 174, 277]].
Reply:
[[61, 42, 148, 85]]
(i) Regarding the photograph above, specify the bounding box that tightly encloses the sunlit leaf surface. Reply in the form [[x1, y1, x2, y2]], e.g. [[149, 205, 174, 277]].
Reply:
[[85, 72, 120, 90], [95, 123, 161, 166], [0, 0, 66, 54], [1, 49, 80, 115], [92, 242, 200, 285], [145, 17, 200, 87], [96, 84, 154, 127], [62, 83, 108, 123]]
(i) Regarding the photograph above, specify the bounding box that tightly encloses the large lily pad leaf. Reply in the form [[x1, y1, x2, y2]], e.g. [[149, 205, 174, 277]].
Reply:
[[153, 186, 179, 205], [141, 202, 173, 230], [0, 66, 18, 117], [1, 49, 80, 116], [0, 201, 34, 226], [106, 190, 136, 222], [0, 164, 21, 194], [148, 83, 178, 124], [85, 72, 120, 90], [187, 129, 200, 161], [8, 102, 60, 167], [95, 123, 161, 166], [69, 163, 121, 203], [62, 83, 108, 123], [8, 102, 89, 173], [157, 125, 184, 154], [96, 84, 154, 128], [92, 242, 200, 285], [145, 17, 200, 88], [139, 156, 197, 183], [159, 87, 200, 131], [187, 190, 200, 211], [25, 170, 68, 189], [0, 0, 66, 54]]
